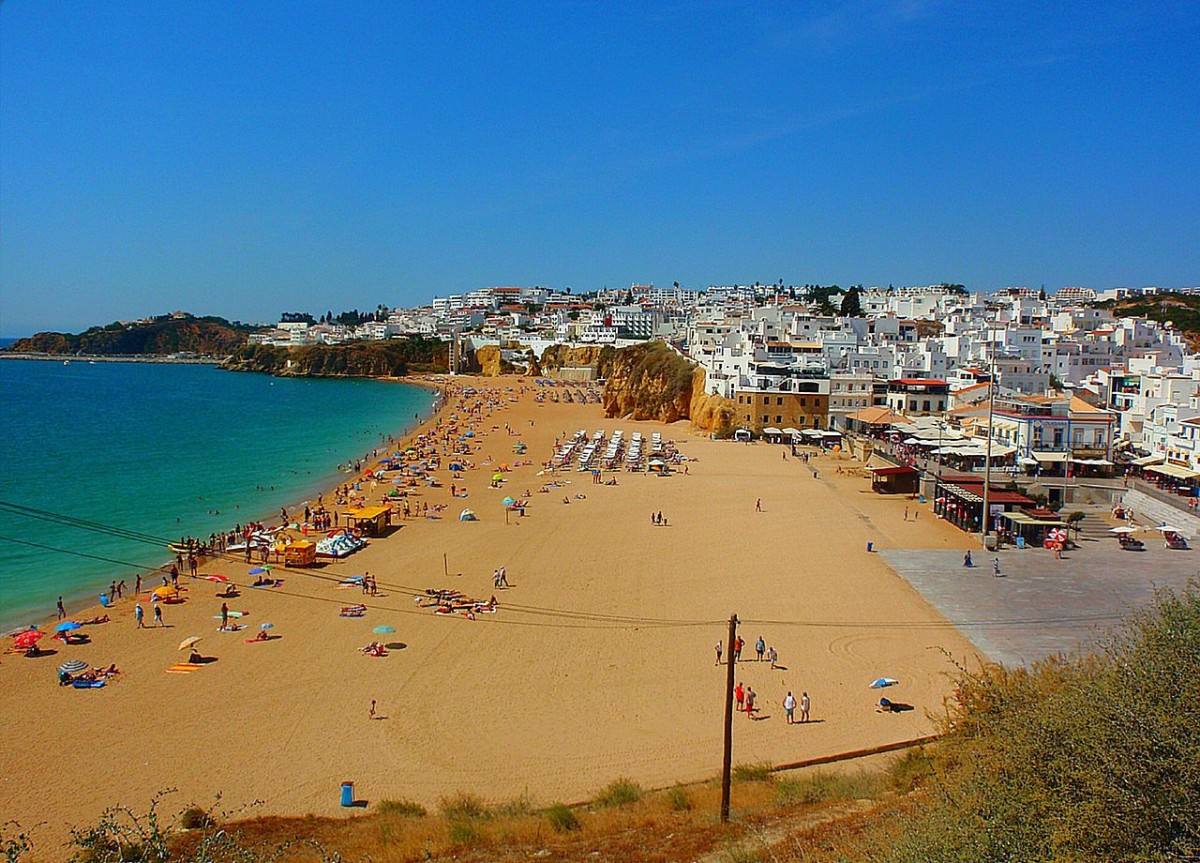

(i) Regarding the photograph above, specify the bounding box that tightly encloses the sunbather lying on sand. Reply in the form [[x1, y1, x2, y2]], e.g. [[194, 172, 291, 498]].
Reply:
[[361, 642, 387, 657]]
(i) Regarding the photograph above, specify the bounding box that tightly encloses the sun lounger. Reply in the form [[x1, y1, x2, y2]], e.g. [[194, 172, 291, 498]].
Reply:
[[340, 605, 367, 617]]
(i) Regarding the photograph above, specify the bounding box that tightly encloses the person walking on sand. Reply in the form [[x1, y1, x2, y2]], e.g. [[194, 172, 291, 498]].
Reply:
[[135, 573, 142, 595], [56, 596, 66, 620], [755, 498, 762, 512], [745, 687, 756, 718], [715, 640, 723, 665], [153, 603, 164, 627], [117, 579, 126, 599], [369, 699, 377, 720], [755, 635, 765, 662], [993, 557, 1002, 578], [220, 602, 229, 631], [784, 691, 797, 724], [134, 604, 144, 628], [499, 566, 509, 587], [735, 681, 745, 712], [903, 506, 908, 521], [734, 636, 744, 662], [767, 645, 778, 669], [800, 691, 811, 722]]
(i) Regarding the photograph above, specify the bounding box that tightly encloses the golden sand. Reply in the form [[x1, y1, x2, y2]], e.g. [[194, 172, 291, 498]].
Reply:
[[0, 376, 979, 851]]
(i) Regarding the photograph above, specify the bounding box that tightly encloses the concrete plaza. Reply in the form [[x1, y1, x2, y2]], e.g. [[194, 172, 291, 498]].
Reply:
[[879, 537, 1199, 667]]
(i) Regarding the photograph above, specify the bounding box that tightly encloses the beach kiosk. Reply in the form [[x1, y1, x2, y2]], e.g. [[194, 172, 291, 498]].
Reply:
[[283, 540, 318, 567], [343, 505, 392, 536]]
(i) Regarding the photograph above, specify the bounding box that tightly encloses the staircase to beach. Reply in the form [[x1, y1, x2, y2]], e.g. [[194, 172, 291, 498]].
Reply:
[[1119, 488, 1200, 539]]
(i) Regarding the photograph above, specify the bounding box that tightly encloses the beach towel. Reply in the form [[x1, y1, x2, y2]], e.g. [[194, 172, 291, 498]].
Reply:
[[72, 679, 106, 688], [166, 663, 203, 674]]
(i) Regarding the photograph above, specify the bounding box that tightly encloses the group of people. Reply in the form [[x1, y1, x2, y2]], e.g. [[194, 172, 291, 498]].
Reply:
[[714, 634, 780, 668]]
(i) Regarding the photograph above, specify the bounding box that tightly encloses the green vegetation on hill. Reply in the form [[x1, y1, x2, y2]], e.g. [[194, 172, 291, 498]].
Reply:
[[6, 314, 261, 356], [221, 337, 450, 377], [1094, 291, 1200, 349]]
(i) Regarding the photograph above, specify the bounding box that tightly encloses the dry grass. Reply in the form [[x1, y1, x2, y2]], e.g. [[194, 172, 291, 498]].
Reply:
[[166, 766, 893, 863]]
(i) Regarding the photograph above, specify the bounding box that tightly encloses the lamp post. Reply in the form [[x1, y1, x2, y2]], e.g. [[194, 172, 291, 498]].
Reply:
[[981, 369, 996, 546]]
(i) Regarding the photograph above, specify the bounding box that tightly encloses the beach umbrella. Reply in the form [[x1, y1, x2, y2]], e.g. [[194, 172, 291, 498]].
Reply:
[[12, 629, 43, 650], [869, 678, 899, 689], [501, 497, 516, 506], [1155, 525, 1185, 533], [373, 625, 396, 634], [59, 659, 89, 675], [202, 574, 229, 583], [178, 636, 203, 651], [259, 622, 274, 630], [247, 566, 272, 575], [55, 621, 82, 633], [1109, 526, 1137, 534], [492, 473, 504, 482]]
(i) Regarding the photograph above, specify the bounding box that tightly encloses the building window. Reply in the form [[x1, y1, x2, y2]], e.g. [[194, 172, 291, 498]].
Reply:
[[777, 397, 783, 406], [762, 415, 769, 423], [776, 415, 783, 424]]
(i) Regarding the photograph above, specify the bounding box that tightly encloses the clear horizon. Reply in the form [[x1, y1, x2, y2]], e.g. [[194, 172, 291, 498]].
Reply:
[[2, 1, 1198, 335]]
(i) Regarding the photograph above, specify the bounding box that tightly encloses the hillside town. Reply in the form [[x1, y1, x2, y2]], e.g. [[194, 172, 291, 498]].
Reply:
[[247, 283, 1200, 493]]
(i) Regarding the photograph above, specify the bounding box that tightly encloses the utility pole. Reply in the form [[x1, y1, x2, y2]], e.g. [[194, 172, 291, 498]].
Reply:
[[720, 612, 738, 823]]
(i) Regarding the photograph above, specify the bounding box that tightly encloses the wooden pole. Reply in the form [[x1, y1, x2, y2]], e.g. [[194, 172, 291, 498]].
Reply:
[[720, 612, 738, 823]]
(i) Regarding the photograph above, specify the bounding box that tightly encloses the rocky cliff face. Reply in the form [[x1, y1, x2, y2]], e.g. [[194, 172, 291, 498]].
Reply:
[[597, 342, 694, 422], [539, 344, 612, 374], [688, 369, 737, 435], [221, 338, 450, 377]]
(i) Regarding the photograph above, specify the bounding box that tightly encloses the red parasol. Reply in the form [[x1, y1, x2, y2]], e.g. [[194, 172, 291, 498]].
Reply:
[[12, 629, 43, 650]]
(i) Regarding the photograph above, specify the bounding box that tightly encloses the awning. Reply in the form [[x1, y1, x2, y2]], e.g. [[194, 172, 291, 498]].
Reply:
[[781, 427, 801, 435], [763, 427, 783, 435], [940, 483, 983, 503], [1145, 463, 1200, 481], [1032, 451, 1068, 463], [1131, 454, 1165, 466], [867, 465, 919, 476], [1001, 511, 1065, 526], [1070, 458, 1113, 466]]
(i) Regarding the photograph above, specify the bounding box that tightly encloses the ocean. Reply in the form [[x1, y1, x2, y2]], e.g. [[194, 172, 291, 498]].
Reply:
[[0, 358, 435, 630]]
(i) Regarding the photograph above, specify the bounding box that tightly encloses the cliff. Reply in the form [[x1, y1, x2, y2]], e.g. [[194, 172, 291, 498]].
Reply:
[[221, 338, 452, 377], [6, 315, 257, 356], [688, 369, 738, 436], [596, 341, 696, 423], [539, 344, 613, 374]]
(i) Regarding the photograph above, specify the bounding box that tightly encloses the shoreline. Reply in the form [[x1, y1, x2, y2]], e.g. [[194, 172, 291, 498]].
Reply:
[[2, 374, 445, 635], [1, 375, 984, 851]]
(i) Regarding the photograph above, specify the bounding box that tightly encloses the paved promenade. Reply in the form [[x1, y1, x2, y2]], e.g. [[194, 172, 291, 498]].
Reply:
[[879, 537, 1199, 667]]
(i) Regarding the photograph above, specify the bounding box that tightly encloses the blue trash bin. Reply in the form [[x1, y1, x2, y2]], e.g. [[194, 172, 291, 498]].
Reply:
[[340, 781, 355, 807]]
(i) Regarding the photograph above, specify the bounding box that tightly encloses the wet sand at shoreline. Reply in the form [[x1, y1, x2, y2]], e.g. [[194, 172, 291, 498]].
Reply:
[[0, 376, 980, 853]]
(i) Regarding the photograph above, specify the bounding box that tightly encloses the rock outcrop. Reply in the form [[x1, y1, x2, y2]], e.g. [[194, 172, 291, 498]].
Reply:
[[7, 315, 257, 357], [597, 342, 695, 422], [688, 369, 737, 436]]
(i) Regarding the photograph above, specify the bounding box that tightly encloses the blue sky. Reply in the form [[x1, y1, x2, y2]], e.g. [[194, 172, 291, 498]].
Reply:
[[2, 1, 1198, 334]]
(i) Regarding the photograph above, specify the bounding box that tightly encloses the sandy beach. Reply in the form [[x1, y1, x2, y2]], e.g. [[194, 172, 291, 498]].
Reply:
[[0, 376, 981, 853]]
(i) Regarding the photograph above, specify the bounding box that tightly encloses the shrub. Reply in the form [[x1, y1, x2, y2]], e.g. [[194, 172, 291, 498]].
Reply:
[[667, 785, 693, 811], [446, 820, 478, 845], [493, 794, 534, 819], [775, 771, 883, 807], [733, 762, 774, 783], [376, 799, 427, 818], [178, 806, 214, 829], [545, 804, 581, 833], [439, 792, 488, 820], [888, 747, 935, 794], [595, 778, 642, 808]]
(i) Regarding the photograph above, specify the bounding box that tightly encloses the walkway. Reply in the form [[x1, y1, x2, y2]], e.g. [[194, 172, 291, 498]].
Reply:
[[879, 538, 1199, 667]]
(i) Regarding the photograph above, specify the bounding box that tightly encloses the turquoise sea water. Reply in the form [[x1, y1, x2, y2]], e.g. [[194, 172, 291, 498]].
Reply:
[[0, 359, 435, 630]]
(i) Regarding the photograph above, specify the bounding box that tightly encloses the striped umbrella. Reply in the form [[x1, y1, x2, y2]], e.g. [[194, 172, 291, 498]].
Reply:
[[59, 659, 90, 675]]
